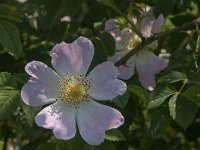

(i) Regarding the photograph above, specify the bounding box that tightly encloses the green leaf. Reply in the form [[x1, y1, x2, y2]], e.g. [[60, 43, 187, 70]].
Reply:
[[0, 20, 23, 59], [154, 0, 176, 17], [0, 72, 19, 120], [182, 85, 200, 107], [36, 142, 57, 150], [168, 93, 178, 120], [37, 0, 83, 42], [105, 129, 126, 141], [98, 32, 116, 56], [55, 141, 72, 150], [149, 103, 170, 135], [96, 0, 118, 10], [0, 89, 19, 120], [158, 71, 187, 83], [0, 72, 17, 88], [13, 73, 29, 84], [188, 69, 200, 85], [175, 0, 191, 11], [0, 4, 20, 22], [54, 133, 116, 150], [128, 85, 148, 102], [63, 0, 84, 17], [22, 104, 41, 126], [54, 139, 116, 150], [89, 38, 107, 71], [112, 91, 129, 109], [148, 87, 175, 109], [0, 4, 17, 15], [21, 102, 43, 141], [169, 95, 198, 129], [92, 141, 116, 150], [70, 133, 92, 150]]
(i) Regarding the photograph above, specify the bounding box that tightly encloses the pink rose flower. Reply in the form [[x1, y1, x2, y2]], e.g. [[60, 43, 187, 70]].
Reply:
[[105, 8, 168, 91], [21, 36, 126, 145]]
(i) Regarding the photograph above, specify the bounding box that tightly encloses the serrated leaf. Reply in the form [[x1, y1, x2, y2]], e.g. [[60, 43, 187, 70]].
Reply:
[[0, 72, 19, 120], [169, 93, 177, 120], [0, 72, 17, 88], [169, 95, 198, 129], [182, 85, 200, 107], [148, 87, 175, 109], [98, 32, 116, 56], [0, 89, 19, 120], [105, 129, 126, 141], [112, 91, 129, 109], [0, 20, 23, 59], [158, 71, 187, 83]]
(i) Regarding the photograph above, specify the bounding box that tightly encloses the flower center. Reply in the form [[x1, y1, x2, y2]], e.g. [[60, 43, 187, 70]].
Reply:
[[142, 27, 152, 38], [121, 29, 141, 51], [58, 74, 91, 107]]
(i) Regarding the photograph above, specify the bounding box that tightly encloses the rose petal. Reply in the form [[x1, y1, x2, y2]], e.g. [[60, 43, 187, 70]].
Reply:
[[105, 19, 122, 42], [108, 51, 135, 80], [136, 50, 169, 91], [35, 101, 76, 140], [152, 14, 164, 34], [118, 54, 136, 80], [22, 61, 60, 106], [77, 100, 124, 145], [118, 65, 134, 80], [108, 51, 128, 63], [21, 78, 58, 106], [141, 16, 154, 37], [50, 36, 94, 77], [25, 61, 61, 85], [87, 62, 127, 100], [105, 19, 118, 31]]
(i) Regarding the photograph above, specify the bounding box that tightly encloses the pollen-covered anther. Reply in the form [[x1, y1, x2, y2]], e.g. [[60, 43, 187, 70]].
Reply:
[[58, 74, 91, 107], [122, 30, 141, 51]]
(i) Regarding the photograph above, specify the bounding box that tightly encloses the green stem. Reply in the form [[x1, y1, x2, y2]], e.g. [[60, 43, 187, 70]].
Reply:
[[178, 79, 188, 94]]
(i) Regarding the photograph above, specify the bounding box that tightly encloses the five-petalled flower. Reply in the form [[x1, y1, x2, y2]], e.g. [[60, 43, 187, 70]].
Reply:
[[105, 7, 168, 91], [21, 36, 126, 145]]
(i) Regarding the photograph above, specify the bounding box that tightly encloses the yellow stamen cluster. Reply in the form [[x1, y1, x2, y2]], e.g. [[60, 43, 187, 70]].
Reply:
[[58, 74, 91, 107], [122, 29, 141, 51], [124, 37, 141, 51]]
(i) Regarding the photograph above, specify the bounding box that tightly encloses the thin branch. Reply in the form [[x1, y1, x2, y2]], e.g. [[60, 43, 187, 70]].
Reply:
[[115, 17, 200, 66]]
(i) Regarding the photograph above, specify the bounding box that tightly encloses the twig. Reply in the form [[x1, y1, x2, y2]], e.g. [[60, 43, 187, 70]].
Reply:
[[115, 17, 200, 66]]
